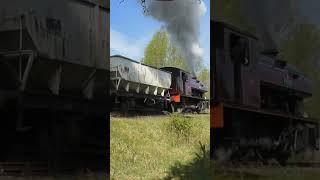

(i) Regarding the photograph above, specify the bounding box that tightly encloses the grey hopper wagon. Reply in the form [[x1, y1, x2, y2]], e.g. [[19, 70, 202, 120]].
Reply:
[[0, 0, 109, 98], [110, 55, 172, 96], [0, 0, 109, 174]]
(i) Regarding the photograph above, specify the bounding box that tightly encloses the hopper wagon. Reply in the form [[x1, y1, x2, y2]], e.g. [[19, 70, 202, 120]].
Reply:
[[0, 0, 109, 175], [110, 55, 172, 112]]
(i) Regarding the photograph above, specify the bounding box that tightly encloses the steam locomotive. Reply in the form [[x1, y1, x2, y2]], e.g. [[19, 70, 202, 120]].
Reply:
[[211, 21, 319, 164], [110, 55, 208, 114]]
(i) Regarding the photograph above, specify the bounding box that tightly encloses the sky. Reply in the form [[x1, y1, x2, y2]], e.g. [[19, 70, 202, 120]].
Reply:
[[110, 0, 210, 68]]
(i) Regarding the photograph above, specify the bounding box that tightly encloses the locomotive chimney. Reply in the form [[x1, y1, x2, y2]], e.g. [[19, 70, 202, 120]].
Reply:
[[261, 49, 287, 68]]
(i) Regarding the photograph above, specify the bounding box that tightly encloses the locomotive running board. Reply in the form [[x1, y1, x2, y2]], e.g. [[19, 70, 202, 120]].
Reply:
[[222, 103, 318, 124]]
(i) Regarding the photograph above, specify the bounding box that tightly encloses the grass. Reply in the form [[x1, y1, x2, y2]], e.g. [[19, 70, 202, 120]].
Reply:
[[110, 113, 320, 180], [110, 113, 210, 179], [10, 112, 319, 179]]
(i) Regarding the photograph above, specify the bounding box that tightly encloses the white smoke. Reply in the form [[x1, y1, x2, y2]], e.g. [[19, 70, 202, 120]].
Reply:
[[146, 0, 207, 75], [191, 43, 203, 58]]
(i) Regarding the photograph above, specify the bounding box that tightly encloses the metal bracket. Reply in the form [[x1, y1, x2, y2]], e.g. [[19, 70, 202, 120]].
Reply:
[[0, 50, 35, 91], [19, 52, 34, 91], [82, 69, 97, 100], [48, 65, 62, 95]]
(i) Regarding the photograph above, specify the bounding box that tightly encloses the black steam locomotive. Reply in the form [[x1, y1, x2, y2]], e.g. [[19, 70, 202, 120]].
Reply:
[[211, 21, 319, 164], [161, 67, 208, 113]]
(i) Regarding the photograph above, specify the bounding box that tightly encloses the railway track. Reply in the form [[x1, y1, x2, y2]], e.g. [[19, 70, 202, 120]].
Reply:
[[110, 110, 209, 118]]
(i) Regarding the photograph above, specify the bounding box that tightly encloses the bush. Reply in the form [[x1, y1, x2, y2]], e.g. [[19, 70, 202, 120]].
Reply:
[[167, 113, 194, 141]]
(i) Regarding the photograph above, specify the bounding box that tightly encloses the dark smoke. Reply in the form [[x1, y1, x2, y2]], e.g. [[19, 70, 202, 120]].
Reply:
[[239, 0, 294, 53], [146, 0, 207, 75]]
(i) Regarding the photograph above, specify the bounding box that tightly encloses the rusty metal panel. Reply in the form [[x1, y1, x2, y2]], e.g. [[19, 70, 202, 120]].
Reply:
[[211, 103, 224, 128]]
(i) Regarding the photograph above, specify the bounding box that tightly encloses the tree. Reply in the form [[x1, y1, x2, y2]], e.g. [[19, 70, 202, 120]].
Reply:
[[143, 29, 188, 71], [214, 0, 254, 33], [143, 29, 169, 68], [280, 23, 320, 118], [165, 45, 188, 71], [197, 67, 210, 99]]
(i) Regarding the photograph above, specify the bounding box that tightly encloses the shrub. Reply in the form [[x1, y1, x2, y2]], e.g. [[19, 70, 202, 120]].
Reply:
[[167, 113, 194, 141]]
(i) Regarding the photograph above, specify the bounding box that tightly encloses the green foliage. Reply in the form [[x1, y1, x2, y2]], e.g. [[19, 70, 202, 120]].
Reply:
[[280, 23, 320, 118], [165, 45, 189, 72], [280, 23, 320, 74], [197, 67, 210, 99], [143, 29, 189, 71], [143, 29, 169, 68], [214, 0, 255, 33], [167, 113, 194, 141], [110, 114, 209, 179]]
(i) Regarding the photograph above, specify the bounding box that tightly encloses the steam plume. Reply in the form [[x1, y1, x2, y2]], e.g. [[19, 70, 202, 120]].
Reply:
[[239, 0, 294, 53], [146, 0, 206, 75]]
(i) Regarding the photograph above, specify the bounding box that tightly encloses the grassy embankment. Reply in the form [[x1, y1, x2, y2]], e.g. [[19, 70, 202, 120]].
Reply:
[[110, 113, 211, 179], [111, 113, 320, 180]]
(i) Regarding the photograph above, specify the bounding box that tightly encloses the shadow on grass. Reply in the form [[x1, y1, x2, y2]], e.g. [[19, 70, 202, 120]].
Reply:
[[164, 142, 267, 180], [164, 142, 214, 180]]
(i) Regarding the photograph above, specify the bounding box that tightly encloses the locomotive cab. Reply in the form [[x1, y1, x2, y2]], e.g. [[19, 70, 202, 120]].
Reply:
[[212, 21, 313, 115], [160, 67, 208, 113]]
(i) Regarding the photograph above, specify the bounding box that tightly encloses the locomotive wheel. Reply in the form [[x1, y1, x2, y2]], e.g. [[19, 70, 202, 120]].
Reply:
[[214, 147, 233, 163], [275, 151, 290, 166], [177, 108, 183, 113]]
